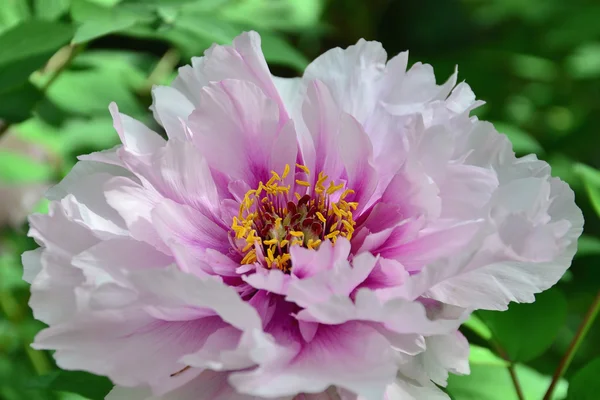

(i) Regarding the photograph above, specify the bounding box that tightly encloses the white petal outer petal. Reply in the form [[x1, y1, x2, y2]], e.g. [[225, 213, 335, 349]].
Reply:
[[303, 39, 387, 124], [128, 266, 262, 332], [395, 120, 584, 310], [109, 102, 165, 154], [108, 371, 290, 400], [415, 332, 470, 387], [22, 248, 42, 284], [150, 85, 194, 140], [159, 31, 289, 123], [229, 323, 397, 400]]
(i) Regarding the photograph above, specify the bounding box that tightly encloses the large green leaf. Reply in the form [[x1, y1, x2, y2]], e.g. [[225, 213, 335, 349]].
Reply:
[[0, 82, 44, 123], [44, 68, 144, 117], [447, 363, 568, 400], [575, 163, 600, 218], [567, 358, 600, 400], [28, 370, 113, 400], [576, 234, 600, 258], [0, 0, 30, 34], [469, 345, 509, 367], [70, 0, 153, 44], [259, 31, 309, 70], [0, 20, 73, 90], [34, 0, 71, 21], [478, 289, 567, 362]]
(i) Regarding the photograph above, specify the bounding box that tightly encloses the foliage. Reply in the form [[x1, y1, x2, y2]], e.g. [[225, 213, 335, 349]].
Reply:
[[1, 0, 600, 399]]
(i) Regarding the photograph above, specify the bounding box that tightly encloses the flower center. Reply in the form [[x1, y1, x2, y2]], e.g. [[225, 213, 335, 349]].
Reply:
[[231, 164, 357, 273]]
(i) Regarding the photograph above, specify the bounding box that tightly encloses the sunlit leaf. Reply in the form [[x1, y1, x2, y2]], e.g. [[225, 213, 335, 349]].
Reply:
[[494, 122, 543, 154], [469, 345, 509, 367], [34, 0, 71, 21], [478, 289, 567, 362], [0, 0, 30, 34], [447, 363, 568, 400], [222, 0, 324, 31], [71, 0, 153, 44], [567, 358, 600, 400], [45, 68, 144, 117]]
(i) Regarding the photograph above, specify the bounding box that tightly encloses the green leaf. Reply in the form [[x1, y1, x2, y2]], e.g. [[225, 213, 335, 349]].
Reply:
[[70, 0, 155, 44], [44, 68, 144, 117], [575, 163, 600, 218], [576, 235, 600, 258], [478, 289, 567, 362], [0, 20, 73, 91], [567, 43, 600, 79], [567, 358, 600, 400], [0, 151, 53, 183], [462, 314, 492, 341], [0, 0, 31, 34], [34, 0, 71, 21], [221, 0, 324, 31], [469, 345, 509, 367], [0, 20, 73, 66], [494, 122, 543, 154], [259, 32, 309, 70], [72, 13, 139, 44], [447, 363, 568, 400], [28, 371, 113, 400], [71, 0, 150, 44], [0, 82, 44, 123], [173, 14, 240, 45], [511, 54, 558, 82], [60, 117, 120, 154]]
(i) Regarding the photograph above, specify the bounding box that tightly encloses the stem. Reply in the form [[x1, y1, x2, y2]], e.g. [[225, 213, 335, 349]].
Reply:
[[509, 365, 526, 400], [543, 290, 600, 400], [492, 342, 525, 400], [139, 48, 180, 94]]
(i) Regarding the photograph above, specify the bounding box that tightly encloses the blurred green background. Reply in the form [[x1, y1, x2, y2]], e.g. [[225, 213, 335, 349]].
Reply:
[[1, 0, 600, 399]]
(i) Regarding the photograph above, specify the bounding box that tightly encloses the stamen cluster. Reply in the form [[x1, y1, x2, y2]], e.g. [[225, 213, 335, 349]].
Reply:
[[232, 164, 357, 272]]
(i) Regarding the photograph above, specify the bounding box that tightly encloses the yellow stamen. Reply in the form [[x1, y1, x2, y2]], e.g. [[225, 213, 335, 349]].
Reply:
[[315, 211, 327, 223], [289, 231, 304, 237], [271, 170, 281, 181], [340, 189, 355, 200], [327, 182, 344, 195], [282, 164, 290, 179], [325, 230, 340, 239], [241, 249, 257, 264], [296, 164, 310, 174], [263, 238, 278, 246], [295, 180, 310, 187]]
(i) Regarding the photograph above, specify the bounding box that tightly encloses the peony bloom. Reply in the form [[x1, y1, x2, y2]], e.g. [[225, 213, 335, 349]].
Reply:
[[23, 32, 583, 400]]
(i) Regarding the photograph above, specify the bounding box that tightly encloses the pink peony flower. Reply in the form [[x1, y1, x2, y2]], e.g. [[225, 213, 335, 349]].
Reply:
[[22, 32, 583, 400]]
